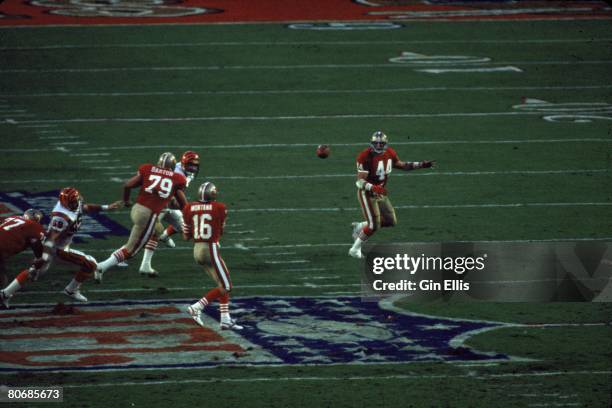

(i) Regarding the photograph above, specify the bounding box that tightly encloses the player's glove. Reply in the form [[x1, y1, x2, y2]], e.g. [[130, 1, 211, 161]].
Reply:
[[420, 160, 435, 168], [371, 185, 387, 196]]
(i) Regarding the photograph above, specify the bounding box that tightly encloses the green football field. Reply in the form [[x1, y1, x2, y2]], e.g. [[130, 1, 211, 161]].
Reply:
[[1, 19, 611, 407]]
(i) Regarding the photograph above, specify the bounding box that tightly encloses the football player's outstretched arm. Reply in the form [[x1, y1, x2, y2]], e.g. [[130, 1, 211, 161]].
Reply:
[[394, 159, 436, 171], [83, 201, 124, 214], [122, 174, 142, 207]]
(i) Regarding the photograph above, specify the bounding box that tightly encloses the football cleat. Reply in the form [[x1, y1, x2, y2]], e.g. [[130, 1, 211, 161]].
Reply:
[[139, 267, 159, 277], [186, 305, 205, 327], [348, 247, 363, 259], [63, 288, 88, 302], [0, 290, 10, 309], [94, 268, 104, 283], [220, 318, 243, 331], [198, 182, 217, 203], [117, 261, 129, 267], [158, 234, 176, 248]]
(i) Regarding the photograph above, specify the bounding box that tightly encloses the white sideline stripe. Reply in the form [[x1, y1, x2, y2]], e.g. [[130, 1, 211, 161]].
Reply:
[[264, 260, 310, 264], [61, 370, 612, 388], [2, 60, 611, 73], [4, 84, 611, 98], [1, 139, 608, 153], [2, 38, 610, 50], [35, 129, 62, 133], [17, 124, 57, 128]]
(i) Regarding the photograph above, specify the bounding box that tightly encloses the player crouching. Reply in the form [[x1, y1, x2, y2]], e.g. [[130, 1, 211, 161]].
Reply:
[[349, 131, 435, 259], [1, 188, 122, 307], [184, 182, 242, 331]]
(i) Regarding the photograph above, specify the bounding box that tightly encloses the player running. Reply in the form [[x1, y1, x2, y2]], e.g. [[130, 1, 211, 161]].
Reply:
[[184, 182, 242, 331], [349, 131, 435, 259], [138, 150, 200, 276], [95, 152, 188, 282], [1, 188, 122, 307]]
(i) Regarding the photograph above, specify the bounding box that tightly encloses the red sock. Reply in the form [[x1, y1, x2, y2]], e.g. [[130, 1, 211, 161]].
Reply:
[[205, 288, 223, 303], [219, 293, 229, 304], [16, 269, 30, 284], [166, 225, 176, 236]]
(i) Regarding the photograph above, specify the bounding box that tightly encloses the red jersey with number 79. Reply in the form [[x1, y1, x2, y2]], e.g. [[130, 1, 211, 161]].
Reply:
[[0, 216, 45, 258], [136, 164, 187, 214], [183, 201, 227, 243]]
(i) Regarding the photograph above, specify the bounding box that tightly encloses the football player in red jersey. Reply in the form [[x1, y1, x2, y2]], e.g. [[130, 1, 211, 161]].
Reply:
[[184, 182, 242, 331], [95, 152, 188, 282], [1, 188, 122, 307], [138, 150, 200, 276], [348, 131, 435, 259], [0, 208, 44, 292]]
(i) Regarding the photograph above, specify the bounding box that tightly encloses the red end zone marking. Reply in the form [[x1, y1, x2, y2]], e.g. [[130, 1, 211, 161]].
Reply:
[[0, 0, 610, 26], [0, 304, 246, 369]]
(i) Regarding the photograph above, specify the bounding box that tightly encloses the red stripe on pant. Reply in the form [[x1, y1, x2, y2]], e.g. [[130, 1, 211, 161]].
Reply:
[[208, 243, 232, 291]]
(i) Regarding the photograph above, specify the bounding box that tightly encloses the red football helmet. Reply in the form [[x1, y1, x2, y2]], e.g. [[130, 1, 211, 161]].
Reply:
[[198, 182, 217, 203], [181, 150, 200, 175], [59, 187, 81, 211]]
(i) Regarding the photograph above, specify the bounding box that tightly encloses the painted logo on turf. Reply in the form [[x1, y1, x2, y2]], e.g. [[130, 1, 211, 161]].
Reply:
[[0, 190, 129, 242], [513, 97, 612, 122], [0, 297, 509, 372]]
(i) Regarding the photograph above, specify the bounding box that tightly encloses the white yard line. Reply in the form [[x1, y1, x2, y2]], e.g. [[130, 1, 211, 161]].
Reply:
[[1, 139, 608, 153], [2, 60, 611, 73], [16, 124, 57, 128], [38, 135, 79, 139], [255, 252, 297, 256], [1, 38, 610, 51], [264, 260, 310, 264], [60, 370, 612, 388], [3, 84, 611, 98]]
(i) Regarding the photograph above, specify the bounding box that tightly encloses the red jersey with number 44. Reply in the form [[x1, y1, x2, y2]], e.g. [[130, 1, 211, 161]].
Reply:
[[0, 216, 45, 258], [356, 147, 400, 187], [136, 164, 187, 214], [183, 201, 227, 243]]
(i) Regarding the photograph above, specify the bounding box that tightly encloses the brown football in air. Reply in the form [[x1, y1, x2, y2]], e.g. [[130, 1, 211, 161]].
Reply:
[[316, 144, 330, 159]]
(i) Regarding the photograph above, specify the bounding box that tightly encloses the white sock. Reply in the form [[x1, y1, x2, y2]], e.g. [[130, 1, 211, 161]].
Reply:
[[351, 237, 364, 251], [65, 278, 81, 292], [3, 279, 22, 297], [220, 303, 230, 322], [159, 230, 168, 241], [191, 298, 208, 312], [140, 249, 154, 270], [98, 254, 120, 272]]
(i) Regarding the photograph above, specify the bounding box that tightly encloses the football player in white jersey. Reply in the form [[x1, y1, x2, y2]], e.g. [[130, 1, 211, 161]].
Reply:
[[138, 151, 200, 275], [1, 187, 122, 305]]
